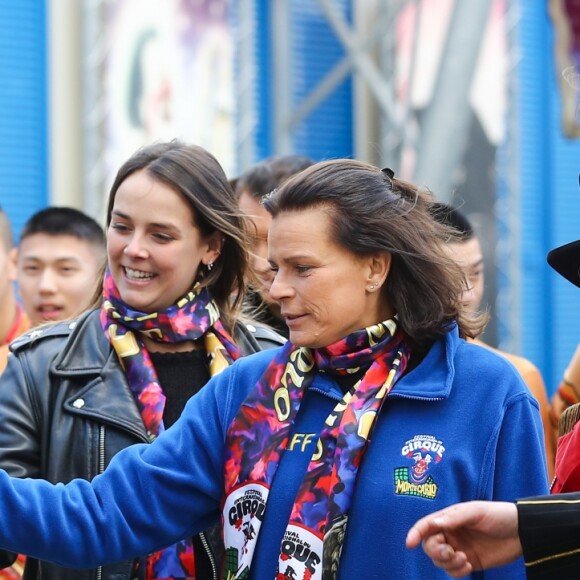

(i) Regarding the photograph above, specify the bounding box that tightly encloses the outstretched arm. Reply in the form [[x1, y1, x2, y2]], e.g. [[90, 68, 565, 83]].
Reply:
[[0, 378, 228, 568], [405, 501, 522, 578]]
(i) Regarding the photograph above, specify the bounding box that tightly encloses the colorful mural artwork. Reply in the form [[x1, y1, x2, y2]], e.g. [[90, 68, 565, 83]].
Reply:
[[104, 0, 235, 187], [550, 0, 580, 138]]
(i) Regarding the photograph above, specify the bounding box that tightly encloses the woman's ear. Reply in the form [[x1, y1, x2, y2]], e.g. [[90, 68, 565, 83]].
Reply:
[[203, 231, 225, 266], [367, 251, 392, 291]]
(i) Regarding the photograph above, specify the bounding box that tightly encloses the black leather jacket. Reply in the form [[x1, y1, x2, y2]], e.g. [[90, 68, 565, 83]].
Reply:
[[0, 308, 285, 580]]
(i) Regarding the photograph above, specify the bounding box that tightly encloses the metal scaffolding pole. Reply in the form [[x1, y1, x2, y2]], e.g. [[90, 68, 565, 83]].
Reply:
[[271, 0, 409, 161], [317, 0, 400, 129], [496, 0, 522, 354], [82, 0, 108, 220], [413, 0, 493, 200], [237, 0, 257, 172], [271, 1, 293, 155], [378, 0, 419, 171]]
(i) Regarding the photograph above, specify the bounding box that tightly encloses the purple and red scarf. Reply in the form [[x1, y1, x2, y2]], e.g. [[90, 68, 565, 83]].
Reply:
[[222, 319, 411, 580], [100, 270, 240, 579]]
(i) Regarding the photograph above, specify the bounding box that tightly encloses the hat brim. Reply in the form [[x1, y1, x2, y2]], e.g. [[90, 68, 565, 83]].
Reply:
[[547, 240, 580, 288]]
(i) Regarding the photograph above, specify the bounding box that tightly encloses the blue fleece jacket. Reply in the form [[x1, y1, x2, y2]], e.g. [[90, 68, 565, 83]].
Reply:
[[0, 326, 548, 578]]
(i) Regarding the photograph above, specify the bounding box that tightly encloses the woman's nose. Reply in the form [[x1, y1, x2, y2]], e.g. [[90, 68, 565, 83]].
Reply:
[[123, 234, 149, 259], [268, 271, 292, 301]]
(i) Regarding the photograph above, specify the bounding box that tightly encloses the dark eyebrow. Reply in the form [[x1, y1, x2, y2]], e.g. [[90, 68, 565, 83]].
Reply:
[[285, 253, 315, 261], [111, 210, 177, 231], [268, 253, 317, 269]]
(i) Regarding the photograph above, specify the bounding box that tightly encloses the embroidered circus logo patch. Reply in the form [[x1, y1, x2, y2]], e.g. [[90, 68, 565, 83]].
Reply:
[[394, 435, 445, 500], [223, 482, 269, 579]]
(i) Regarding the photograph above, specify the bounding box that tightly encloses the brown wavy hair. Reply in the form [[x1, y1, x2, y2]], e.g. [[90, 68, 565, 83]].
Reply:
[[262, 158, 487, 348], [93, 140, 249, 333]]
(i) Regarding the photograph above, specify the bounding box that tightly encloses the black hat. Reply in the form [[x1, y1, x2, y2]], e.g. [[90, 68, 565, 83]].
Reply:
[[547, 240, 580, 288]]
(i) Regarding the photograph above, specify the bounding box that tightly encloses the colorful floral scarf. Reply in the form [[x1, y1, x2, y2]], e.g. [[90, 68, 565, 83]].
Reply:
[[100, 270, 240, 580], [222, 319, 411, 580]]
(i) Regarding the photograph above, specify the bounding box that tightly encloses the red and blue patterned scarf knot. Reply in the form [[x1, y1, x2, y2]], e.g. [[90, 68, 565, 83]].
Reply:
[[101, 270, 228, 344], [101, 270, 240, 439], [222, 318, 411, 580], [312, 322, 401, 375], [100, 270, 240, 580]]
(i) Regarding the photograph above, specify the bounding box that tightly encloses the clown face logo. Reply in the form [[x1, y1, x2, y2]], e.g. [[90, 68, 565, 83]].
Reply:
[[410, 451, 432, 482], [394, 435, 445, 499]]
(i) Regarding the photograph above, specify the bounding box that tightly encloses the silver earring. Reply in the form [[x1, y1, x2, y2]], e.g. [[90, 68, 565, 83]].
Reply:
[[207, 262, 214, 271]]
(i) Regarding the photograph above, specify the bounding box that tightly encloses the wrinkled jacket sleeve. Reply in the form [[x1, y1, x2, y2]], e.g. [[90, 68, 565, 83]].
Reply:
[[0, 346, 52, 568], [517, 492, 580, 578], [0, 360, 236, 569], [0, 349, 49, 478], [482, 390, 550, 579]]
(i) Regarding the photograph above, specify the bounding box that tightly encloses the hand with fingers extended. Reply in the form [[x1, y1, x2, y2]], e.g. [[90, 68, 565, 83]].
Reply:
[[405, 501, 522, 577]]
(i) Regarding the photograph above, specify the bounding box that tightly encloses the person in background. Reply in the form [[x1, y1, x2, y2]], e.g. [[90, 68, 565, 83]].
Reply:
[[406, 237, 580, 579], [236, 154, 314, 338], [545, 241, 580, 495], [4, 206, 105, 579], [0, 140, 284, 580], [431, 202, 555, 480], [549, 342, 580, 450], [14, 207, 106, 328], [0, 206, 29, 374], [0, 160, 547, 579], [0, 207, 29, 579]]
